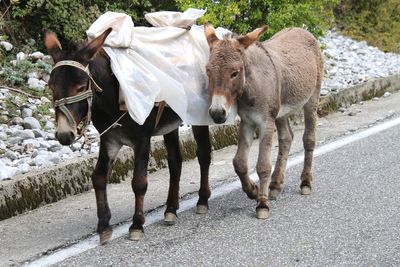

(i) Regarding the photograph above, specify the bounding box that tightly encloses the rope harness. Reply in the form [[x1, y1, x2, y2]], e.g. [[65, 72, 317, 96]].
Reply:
[[51, 60, 166, 145], [52, 60, 103, 145]]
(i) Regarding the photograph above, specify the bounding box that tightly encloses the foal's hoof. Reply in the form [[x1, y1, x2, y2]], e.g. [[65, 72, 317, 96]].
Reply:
[[256, 208, 269, 220], [128, 229, 144, 241], [99, 228, 113, 245], [196, 204, 208, 215], [164, 212, 177, 225], [246, 184, 259, 200], [269, 189, 280, 200], [301, 186, 312, 195]]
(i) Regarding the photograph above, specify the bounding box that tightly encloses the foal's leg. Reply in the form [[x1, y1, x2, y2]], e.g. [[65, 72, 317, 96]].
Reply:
[[269, 116, 293, 199], [92, 138, 122, 245], [163, 129, 182, 225], [300, 94, 319, 195], [192, 126, 211, 214], [233, 121, 258, 200], [129, 136, 151, 241], [255, 119, 275, 219]]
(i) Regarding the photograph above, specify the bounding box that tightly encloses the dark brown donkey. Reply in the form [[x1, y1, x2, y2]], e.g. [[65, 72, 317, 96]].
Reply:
[[204, 23, 323, 219], [44, 29, 212, 243]]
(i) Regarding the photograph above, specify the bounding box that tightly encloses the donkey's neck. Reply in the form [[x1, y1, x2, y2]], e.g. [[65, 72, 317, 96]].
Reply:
[[89, 52, 121, 127]]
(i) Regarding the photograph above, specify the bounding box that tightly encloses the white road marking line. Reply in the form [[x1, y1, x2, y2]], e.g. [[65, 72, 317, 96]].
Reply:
[[25, 116, 400, 267]]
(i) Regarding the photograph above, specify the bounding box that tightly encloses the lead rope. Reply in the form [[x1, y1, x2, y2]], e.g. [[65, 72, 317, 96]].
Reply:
[[99, 111, 127, 137]]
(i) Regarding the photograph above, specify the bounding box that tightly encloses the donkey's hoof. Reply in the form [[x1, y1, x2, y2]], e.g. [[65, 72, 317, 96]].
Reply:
[[128, 229, 144, 241], [301, 186, 312, 195], [269, 189, 280, 200], [256, 208, 269, 219], [196, 205, 208, 215], [99, 228, 113, 245], [164, 212, 177, 225]]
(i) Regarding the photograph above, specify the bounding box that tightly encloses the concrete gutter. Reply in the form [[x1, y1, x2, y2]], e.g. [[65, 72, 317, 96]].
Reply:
[[1, 73, 399, 220]]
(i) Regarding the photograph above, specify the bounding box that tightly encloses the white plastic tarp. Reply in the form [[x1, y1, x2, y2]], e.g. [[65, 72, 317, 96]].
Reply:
[[87, 9, 236, 125]]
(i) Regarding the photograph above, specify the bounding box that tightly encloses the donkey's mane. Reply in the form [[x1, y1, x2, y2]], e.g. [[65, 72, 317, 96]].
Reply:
[[222, 32, 240, 40]]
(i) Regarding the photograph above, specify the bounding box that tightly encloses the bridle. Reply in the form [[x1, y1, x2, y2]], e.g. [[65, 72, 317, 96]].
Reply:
[[51, 60, 103, 142]]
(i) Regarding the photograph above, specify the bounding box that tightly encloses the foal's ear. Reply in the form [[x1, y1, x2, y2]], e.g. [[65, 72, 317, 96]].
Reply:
[[238, 26, 268, 49], [44, 30, 63, 63], [80, 28, 112, 62], [204, 22, 219, 49]]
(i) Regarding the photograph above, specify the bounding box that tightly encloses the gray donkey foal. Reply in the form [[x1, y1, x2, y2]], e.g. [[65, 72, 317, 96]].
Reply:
[[204, 23, 323, 219]]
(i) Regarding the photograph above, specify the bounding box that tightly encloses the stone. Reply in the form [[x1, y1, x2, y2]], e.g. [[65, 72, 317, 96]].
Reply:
[[48, 144, 63, 152], [21, 108, 33, 118], [33, 129, 45, 138], [58, 146, 73, 155], [320, 89, 329, 96], [23, 117, 41, 129], [13, 129, 35, 140], [0, 131, 7, 141], [22, 138, 41, 148], [27, 72, 39, 79], [42, 55, 53, 65], [44, 121, 55, 130], [20, 163, 30, 174], [383, 92, 392, 98], [16, 52, 26, 64], [4, 151, 17, 161], [27, 77, 46, 91], [40, 96, 51, 104], [30, 51, 45, 61], [0, 41, 13, 51], [0, 161, 19, 180], [10, 117, 24, 126]]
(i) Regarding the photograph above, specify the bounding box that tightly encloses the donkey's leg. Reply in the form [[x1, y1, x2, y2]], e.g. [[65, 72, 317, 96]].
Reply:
[[92, 138, 122, 245], [269, 117, 293, 199], [255, 119, 275, 219], [233, 121, 258, 200], [129, 136, 151, 241], [300, 94, 319, 195], [163, 129, 182, 225], [192, 126, 211, 214]]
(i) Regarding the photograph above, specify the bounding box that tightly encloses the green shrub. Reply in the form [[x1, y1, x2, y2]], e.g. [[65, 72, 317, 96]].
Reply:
[[0, 0, 178, 50], [176, 0, 339, 39], [335, 0, 400, 53]]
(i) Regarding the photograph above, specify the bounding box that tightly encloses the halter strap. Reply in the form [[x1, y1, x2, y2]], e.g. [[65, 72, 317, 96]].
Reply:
[[52, 60, 103, 93]]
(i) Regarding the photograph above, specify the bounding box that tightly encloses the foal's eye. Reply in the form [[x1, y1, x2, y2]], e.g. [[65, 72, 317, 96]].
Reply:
[[231, 71, 239, 79]]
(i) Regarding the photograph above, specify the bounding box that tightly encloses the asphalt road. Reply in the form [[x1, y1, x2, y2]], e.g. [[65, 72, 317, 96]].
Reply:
[[51, 121, 400, 266]]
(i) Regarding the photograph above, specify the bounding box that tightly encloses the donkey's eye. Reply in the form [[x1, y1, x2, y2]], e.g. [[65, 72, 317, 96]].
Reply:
[[231, 71, 239, 79], [77, 85, 86, 92]]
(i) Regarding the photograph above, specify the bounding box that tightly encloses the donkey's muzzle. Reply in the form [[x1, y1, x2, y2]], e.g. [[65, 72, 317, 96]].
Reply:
[[56, 130, 76, 146], [209, 107, 227, 124]]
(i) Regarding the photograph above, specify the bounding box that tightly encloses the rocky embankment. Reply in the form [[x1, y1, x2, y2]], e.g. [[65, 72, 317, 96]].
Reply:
[[0, 30, 399, 180]]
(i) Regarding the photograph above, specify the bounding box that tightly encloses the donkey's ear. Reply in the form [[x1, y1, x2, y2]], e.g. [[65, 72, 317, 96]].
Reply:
[[44, 30, 63, 63], [238, 26, 268, 49], [204, 22, 219, 49], [80, 28, 112, 62]]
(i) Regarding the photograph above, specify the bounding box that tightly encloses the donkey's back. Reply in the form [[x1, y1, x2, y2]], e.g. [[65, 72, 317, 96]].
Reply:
[[257, 27, 323, 114]]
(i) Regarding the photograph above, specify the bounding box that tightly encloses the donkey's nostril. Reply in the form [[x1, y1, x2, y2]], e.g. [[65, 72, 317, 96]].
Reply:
[[209, 108, 227, 124]]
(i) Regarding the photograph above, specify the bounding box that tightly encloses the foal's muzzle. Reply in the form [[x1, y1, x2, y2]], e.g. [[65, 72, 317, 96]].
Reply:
[[209, 107, 227, 124]]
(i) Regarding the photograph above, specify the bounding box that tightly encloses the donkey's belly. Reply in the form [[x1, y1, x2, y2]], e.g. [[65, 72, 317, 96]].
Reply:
[[153, 119, 182, 136]]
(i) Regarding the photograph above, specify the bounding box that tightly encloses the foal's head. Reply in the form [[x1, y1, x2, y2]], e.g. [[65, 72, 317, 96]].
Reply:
[[204, 23, 267, 123], [43, 28, 111, 145]]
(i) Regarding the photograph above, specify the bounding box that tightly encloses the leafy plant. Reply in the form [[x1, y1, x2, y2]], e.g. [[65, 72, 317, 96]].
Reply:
[[335, 0, 400, 53], [176, 0, 339, 39]]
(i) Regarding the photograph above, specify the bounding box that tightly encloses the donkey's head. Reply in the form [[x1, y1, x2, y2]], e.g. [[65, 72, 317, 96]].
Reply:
[[204, 23, 267, 123], [44, 28, 111, 145]]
